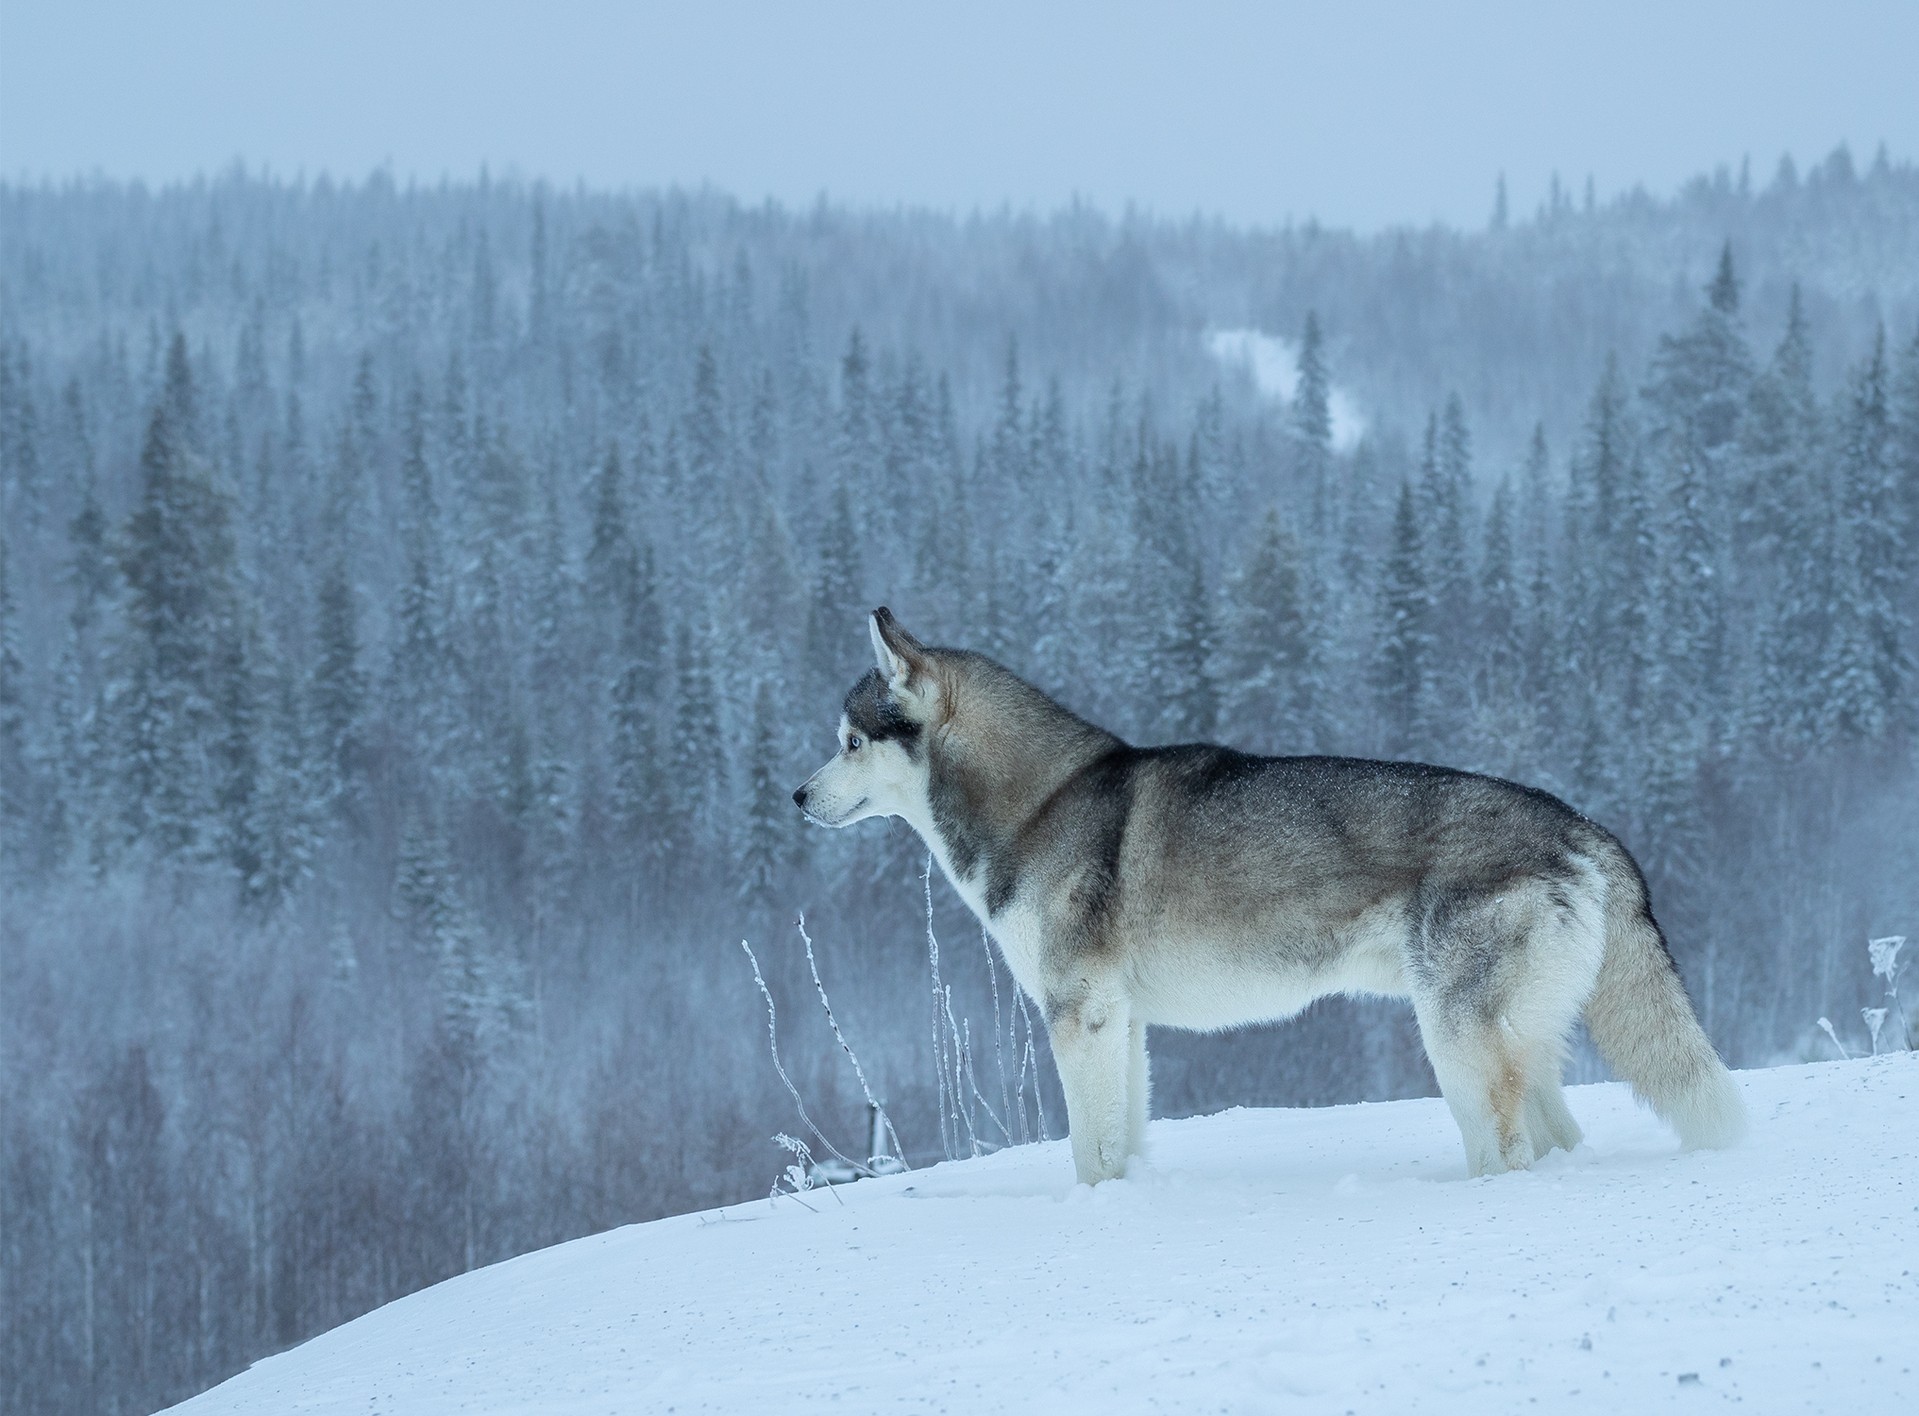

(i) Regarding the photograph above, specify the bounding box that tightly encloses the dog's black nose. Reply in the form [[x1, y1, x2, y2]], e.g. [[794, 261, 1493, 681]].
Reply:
[[792, 785, 808, 809]]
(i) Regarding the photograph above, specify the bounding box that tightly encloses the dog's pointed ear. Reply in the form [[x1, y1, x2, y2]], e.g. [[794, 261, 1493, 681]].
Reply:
[[869, 607, 931, 699]]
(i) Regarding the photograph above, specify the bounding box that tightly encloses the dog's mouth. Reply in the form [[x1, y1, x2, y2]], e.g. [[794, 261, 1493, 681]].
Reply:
[[800, 795, 867, 828]]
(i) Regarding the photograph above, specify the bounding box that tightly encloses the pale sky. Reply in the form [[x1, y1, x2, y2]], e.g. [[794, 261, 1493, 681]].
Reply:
[[2, 1, 1913, 231]]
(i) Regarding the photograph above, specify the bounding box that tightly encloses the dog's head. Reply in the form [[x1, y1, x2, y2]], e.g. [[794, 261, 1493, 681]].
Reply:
[[792, 608, 944, 829]]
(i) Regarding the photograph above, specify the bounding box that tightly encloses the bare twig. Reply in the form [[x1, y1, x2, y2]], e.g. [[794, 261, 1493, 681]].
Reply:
[[978, 924, 1013, 1143], [797, 912, 907, 1167], [740, 939, 869, 1176], [1016, 986, 1048, 1141], [924, 853, 957, 1157], [961, 1015, 1011, 1149]]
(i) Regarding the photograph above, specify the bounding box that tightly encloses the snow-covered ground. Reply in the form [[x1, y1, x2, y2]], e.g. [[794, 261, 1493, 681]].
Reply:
[[168, 1055, 1916, 1414]]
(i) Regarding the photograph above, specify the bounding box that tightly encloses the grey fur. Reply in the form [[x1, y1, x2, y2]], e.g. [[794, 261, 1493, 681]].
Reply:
[[796, 609, 1746, 1183]]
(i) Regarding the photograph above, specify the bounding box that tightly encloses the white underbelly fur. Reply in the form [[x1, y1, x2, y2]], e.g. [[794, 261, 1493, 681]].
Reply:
[[921, 812, 1410, 1032], [1128, 906, 1412, 1030]]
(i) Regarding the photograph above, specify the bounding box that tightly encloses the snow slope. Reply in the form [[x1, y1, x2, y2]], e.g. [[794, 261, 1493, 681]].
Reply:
[[168, 1056, 1916, 1414]]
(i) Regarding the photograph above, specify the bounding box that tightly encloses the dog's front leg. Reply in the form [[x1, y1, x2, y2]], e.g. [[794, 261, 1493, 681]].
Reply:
[[1126, 1015, 1150, 1161], [1048, 988, 1133, 1184]]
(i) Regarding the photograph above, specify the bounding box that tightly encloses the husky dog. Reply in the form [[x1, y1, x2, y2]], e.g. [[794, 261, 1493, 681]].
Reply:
[[794, 609, 1746, 1185]]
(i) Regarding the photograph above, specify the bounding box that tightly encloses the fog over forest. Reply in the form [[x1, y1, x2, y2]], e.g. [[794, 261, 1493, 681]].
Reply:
[[2, 148, 1917, 1413]]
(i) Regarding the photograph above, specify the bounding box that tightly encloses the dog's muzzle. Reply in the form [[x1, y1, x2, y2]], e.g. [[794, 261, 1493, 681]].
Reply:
[[793, 782, 863, 827]]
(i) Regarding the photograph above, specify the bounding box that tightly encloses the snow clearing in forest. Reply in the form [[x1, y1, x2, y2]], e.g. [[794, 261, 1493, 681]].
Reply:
[[167, 1054, 1917, 1414]]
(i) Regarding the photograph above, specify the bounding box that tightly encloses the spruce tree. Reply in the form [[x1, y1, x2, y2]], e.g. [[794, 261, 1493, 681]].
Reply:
[[606, 542, 663, 850], [1418, 400, 1474, 747], [686, 345, 727, 495], [1892, 324, 1919, 693], [0, 532, 30, 870], [1376, 480, 1434, 758], [669, 618, 723, 849], [585, 445, 636, 635], [212, 608, 264, 895], [991, 335, 1027, 493], [1747, 291, 1829, 747], [53, 451, 113, 869], [527, 476, 577, 721], [805, 482, 863, 697], [528, 195, 551, 350], [1516, 425, 1560, 723], [1707, 240, 1739, 316], [0, 343, 45, 528], [1640, 247, 1751, 759], [835, 329, 878, 541], [1129, 433, 1216, 741], [1894, 324, 1919, 548], [912, 372, 973, 629], [738, 680, 786, 910], [1474, 476, 1523, 728], [115, 334, 249, 857], [885, 353, 933, 550], [1659, 435, 1725, 748], [1561, 359, 1630, 765], [1226, 507, 1323, 754], [1167, 548, 1219, 742], [1293, 313, 1333, 536], [395, 807, 506, 1054], [248, 656, 317, 908], [1826, 328, 1910, 740], [311, 550, 364, 816], [391, 385, 455, 769]]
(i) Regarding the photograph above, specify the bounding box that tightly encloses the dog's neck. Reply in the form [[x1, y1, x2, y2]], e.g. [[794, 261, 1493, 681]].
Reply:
[[908, 695, 1119, 918]]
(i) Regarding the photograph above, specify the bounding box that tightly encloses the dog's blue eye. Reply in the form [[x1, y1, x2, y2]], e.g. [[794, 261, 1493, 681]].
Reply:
[[846, 735, 862, 752]]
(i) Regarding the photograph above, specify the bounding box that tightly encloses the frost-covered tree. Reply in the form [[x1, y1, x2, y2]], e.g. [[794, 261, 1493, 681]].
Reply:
[[113, 335, 251, 859], [1749, 291, 1833, 747], [0, 341, 46, 528], [1472, 475, 1524, 751], [738, 680, 788, 910], [1376, 480, 1434, 758], [0, 531, 30, 869], [1293, 312, 1333, 535], [1225, 507, 1323, 754], [390, 386, 455, 766], [1418, 400, 1475, 743], [1825, 329, 1911, 741], [1130, 434, 1216, 741], [310, 547, 364, 818], [607, 540, 664, 850]]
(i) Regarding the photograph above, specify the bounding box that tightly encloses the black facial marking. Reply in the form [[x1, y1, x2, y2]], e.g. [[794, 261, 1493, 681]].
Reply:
[[842, 668, 923, 754]]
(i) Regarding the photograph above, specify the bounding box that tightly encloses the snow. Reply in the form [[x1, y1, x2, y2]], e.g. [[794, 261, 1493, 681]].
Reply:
[[166, 1055, 1917, 1414]]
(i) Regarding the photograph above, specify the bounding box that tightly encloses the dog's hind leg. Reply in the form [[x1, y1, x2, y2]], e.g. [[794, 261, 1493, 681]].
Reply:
[[1508, 871, 1606, 1159], [1048, 984, 1134, 1184], [1409, 878, 1602, 1176], [1125, 1015, 1150, 1161], [1413, 995, 1534, 1177], [1523, 1074, 1582, 1156]]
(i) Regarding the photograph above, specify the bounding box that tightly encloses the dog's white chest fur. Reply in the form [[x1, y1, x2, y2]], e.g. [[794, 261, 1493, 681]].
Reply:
[[903, 803, 1051, 1006]]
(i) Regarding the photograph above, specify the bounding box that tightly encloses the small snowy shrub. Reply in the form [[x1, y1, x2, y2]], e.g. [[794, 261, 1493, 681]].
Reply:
[[1864, 935, 1910, 1052], [1813, 933, 1912, 1058]]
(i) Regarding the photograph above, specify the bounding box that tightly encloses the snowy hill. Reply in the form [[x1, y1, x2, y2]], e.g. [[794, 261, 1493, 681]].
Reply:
[[166, 1056, 1916, 1415]]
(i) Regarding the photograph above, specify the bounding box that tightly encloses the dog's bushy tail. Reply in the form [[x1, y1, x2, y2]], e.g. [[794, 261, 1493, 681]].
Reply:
[[1582, 854, 1746, 1149]]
